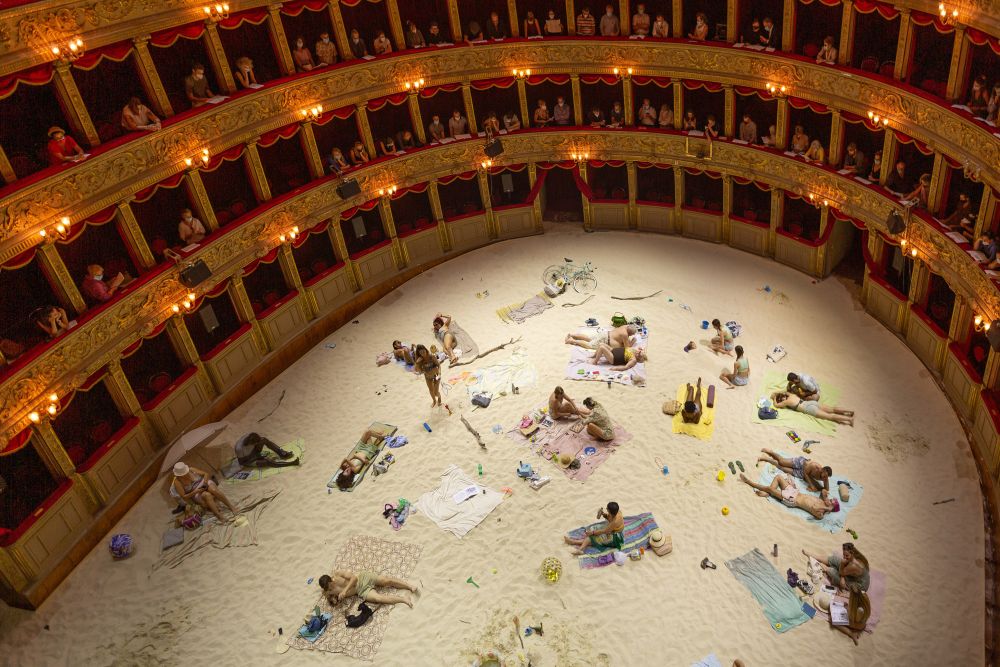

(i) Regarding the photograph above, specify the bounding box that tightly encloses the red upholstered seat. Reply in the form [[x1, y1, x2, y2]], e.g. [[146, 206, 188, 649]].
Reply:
[[397, 221, 413, 234], [298, 267, 314, 281], [860, 56, 878, 72], [104, 257, 129, 277], [802, 43, 819, 58], [973, 344, 988, 364], [706, 201, 722, 211], [660, 194, 674, 204], [251, 300, 265, 314], [878, 61, 895, 77], [150, 238, 168, 256], [215, 209, 233, 226], [147, 371, 172, 394], [133, 389, 153, 406], [593, 186, 608, 199], [611, 187, 627, 200], [462, 202, 477, 213], [229, 200, 248, 217], [310, 260, 328, 274], [88, 421, 113, 445], [443, 206, 457, 218], [743, 209, 757, 221], [691, 197, 706, 209], [787, 223, 803, 236]]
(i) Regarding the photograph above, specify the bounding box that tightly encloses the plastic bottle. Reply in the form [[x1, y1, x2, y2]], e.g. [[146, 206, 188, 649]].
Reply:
[[423, 422, 432, 432], [477, 463, 483, 476]]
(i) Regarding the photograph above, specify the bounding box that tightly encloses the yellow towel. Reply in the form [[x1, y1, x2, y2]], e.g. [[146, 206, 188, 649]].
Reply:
[[671, 383, 716, 440]]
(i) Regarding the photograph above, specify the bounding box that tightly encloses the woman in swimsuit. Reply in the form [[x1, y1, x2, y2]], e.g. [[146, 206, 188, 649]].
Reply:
[[592, 343, 646, 371], [710, 319, 734, 355], [171, 462, 238, 522], [319, 570, 418, 608], [335, 429, 386, 490], [432, 313, 460, 364], [720, 345, 750, 388], [413, 344, 442, 407], [573, 397, 615, 441], [771, 392, 854, 426]]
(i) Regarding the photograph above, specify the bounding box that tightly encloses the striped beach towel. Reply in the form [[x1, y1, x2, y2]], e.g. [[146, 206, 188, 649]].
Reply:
[[565, 512, 659, 569]]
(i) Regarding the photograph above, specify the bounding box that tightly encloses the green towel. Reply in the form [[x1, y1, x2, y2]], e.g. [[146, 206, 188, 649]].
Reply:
[[751, 370, 841, 437], [726, 548, 811, 633]]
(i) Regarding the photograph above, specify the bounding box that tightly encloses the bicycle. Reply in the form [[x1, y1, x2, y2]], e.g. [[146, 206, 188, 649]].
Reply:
[[541, 258, 598, 294]]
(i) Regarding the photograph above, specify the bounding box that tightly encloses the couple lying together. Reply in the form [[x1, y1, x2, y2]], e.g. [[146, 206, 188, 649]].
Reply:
[[565, 323, 647, 371]]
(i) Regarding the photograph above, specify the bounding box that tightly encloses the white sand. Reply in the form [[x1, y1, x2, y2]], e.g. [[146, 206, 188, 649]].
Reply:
[[0, 226, 983, 665]]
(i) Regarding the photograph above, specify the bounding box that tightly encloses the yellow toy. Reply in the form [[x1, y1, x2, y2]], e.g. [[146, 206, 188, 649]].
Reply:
[[721, 506, 730, 516], [716, 470, 726, 482], [541, 556, 562, 582]]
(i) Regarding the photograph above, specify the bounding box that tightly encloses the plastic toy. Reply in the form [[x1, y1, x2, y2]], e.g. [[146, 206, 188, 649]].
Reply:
[[423, 422, 432, 432], [716, 470, 726, 482], [541, 556, 562, 582], [721, 506, 730, 516], [786, 430, 801, 443]]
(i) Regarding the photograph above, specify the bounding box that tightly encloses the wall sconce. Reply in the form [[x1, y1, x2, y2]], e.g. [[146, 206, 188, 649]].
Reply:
[[184, 149, 210, 169], [479, 158, 493, 170], [613, 67, 634, 80], [51, 37, 85, 62], [570, 151, 590, 163], [866, 111, 889, 127], [938, 2, 959, 25], [38, 216, 70, 242], [378, 185, 398, 197], [963, 161, 981, 182], [765, 83, 787, 97], [203, 3, 231, 23], [808, 193, 829, 209], [279, 226, 300, 243], [975, 315, 992, 332], [171, 293, 197, 314], [513, 69, 531, 80], [28, 393, 60, 423], [301, 105, 323, 121], [403, 78, 425, 92]]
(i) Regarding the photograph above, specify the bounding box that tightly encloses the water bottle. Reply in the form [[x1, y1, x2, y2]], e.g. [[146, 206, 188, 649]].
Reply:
[[477, 463, 483, 476], [423, 422, 432, 432]]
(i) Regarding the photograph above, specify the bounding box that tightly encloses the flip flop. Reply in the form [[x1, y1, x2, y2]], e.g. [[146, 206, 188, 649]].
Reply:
[[700, 557, 717, 570], [736, 460, 745, 473], [728, 461, 736, 474]]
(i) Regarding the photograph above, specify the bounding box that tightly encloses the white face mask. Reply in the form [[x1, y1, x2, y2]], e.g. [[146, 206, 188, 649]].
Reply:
[[322, 37, 330, 43], [93, 273, 104, 281], [297, 42, 303, 48], [184, 215, 193, 222], [194, 73, 204, 80]]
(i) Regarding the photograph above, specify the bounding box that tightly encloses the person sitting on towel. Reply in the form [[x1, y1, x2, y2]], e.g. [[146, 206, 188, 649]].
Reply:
[[392, 340, 415, 364], [802, 543, 870, 594], [319, 570, 418, 608], [787, 371, 820, 400], [565, 324, 637, 350], [757, 448, 831, 495], [335, 429, 386, 490], [771, 392, 854, 426], [235, 432, 299, 468], [549, 385, 591, 419], [572, 397, 615, 440], [592, 342, 646, 371], [681, 378, 704, 424], [432, 312, 460, 364], [564, 501, 624, 555], [738, 472, 840, 520]]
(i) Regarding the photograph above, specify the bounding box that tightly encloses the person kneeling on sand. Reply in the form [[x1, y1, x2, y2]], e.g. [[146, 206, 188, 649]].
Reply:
[[592, 343, 647, 371], [738, 473, 840, 520], [564, 501, 624, 555], [235, 432, 299, 468], [787, 371, 820, 400], [319, 570, 418, 608], [710, 319, 734, 355], [565, 324, 637, 350], [572, 397, 614, 440], [549, 386, 590, 419], [172, 462, 238, 523], [758, 448, 831, 495], [771, 391, 854, 426]]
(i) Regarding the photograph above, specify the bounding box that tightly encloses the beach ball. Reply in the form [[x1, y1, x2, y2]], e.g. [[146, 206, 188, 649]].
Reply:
[[716, 470, 726, 482], [721, 506, 730, 516], [109, 533, 134, 560], [541, 556, 562, 582]]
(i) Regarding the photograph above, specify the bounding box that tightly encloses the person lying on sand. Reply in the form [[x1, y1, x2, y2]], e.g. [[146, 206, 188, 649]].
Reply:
[[682, 378, 704, 424], [563, 501, 624, 555], [392, 340, 415, 364], [787, 371, 820, 400], [758, 448, 831, 495], [549, 386, 591, 419], [565, 324, 637, 350], [771, 392, 854, 426], [319, 570, 419, 608], [235, 432, 299, 468], [739, 473, 840, 520], [432, 313, 460, 364], [571, 397, 615, 440], [592, 343, 647, 371], [710, 319, 734, 356], [335, 429, 386, 490], [172, 462, 238, 522]]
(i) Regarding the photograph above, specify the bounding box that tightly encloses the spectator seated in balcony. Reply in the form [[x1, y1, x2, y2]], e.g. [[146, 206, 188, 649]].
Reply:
[[233, 56, 259, 89], [81, 264, 125, 304], [184, 63, 216, 108], [744, 18, 762, 45], [903, 173, 931, 209], [738, 113, 757, 143], [815, 36, 837, 64], [290, 37, 316, 72], [885, 160, 910, 195], [349, 140, 370, 165], [973, 231, 999, 269], [235, 432, 300, 468], [46, 127, 85, 166], [588, 105, 606, 127], [428, 114, 446, 141], [327, 147, 350, 175], [553, 96, 572, 125], [987, 83, 1000, 124], [449, 109, 470, 137], [688, 13, 709, 41], [427, 21, 447, 45], [179, 209, 207, 245], [761, 124, 777, 147], [600, 4, 620, 36], [609, 101, 625, 127], [943, 193, 976, 238], [658, 104, 674, 128], [968, 74, 989, 118], [379, 135, 397, 155], [405, 21, 426, 49], [502, 110, 521, 132], [373, 31, 393, 56], [632, 4, 651, 36], [316, 32, 336, 65], [482, 111, 501, 135], [682, 111, 698, 131], [867, 150, 882, 181], [465, 20, 484, 42], [841, 143, 868, 176], [638, 98, 657, 126], [790, 125, 809, 154], [759, 17, 777, 48], [172, 462, 238, 523], [576, 7, 596, 36], [545, 10, 565, 36], [534, 100, 552, 127], [32, 305, 69, 339], [652, 14, 670, 38], [396, 129, 421, 150], [523, 11, 542, 37], [485, 12, 508, 39], [349, 29, 369, 58], [121, 97, 161, 132], [704, 115, 720, 140], [804, 139, 825, 163]]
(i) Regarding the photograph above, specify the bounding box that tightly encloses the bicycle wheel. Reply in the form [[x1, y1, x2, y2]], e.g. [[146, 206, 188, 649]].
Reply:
[[573, 274, 597, 294], [541, 264, 565, 285]]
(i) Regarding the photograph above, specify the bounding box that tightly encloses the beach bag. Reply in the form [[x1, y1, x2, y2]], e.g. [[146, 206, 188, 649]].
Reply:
[[307, 613, 329, 634], [346, 602, 375, 628], [758, 407, 779, 420], [611, 312, 627, 327], [726, 321, 742, 337], [376, 351, 391, 366], [472, 393, 492, 408]]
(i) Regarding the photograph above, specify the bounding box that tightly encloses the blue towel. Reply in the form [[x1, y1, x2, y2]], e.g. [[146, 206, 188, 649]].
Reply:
[[385, 435, 408, 448], [297, 612, 333, 643], [757, 457, 863, 533], [726, 548, 811, 633]]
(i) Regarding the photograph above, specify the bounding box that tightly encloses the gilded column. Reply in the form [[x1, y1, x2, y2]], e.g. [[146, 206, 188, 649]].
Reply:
[[446, 0, 463, 42], [228, 274, 269, 354], [408, 93, 426, 144], [115, 202, 156, 269], [927, 152, 947, 215], [726, 0, 738, 41], [327, 220, 361, 291], [672, 1, 683, 39], [974, 189, 997, 241], [828, 109, 843, 167], [31, 421, 82, 489], [775, 98, 789, 150], [378, 198, 406, 269], [516, 79, 530, 129], [507, 0, 520, 37], [945, 27, 969, 102], [132, 36, 174, 117], [165, 315, 217, 399], [202, 22, 237, 94], [277, 243, 317, 319], [672, 167, 684, 234], [36, 243, 87, 315], [244, 142, 273, 202], [477, 170, 498, 239], [0, 146, 15, 184], [880, 130, 898, 187], [838, 0, 855, 66], [0, 548, 29, 592], [781, 0, 796, 52], [579, 162, 593, 231], [721, 174, 732, 243], [893, 10, 913, 81], [328, 1, 352, 59], [355, 103, 377, 157], [386, 0, 406, 49], [299, 121, 325, 180], [266, 3, 296, 76], [768, 189, 783, 256], [105, 360, 142, 417], [907, 258, 929, 307], [814, 206, 830, 276], [565, 0, 577, 34], [672, 81, 682, 130], [982, 348, 1000, 391], [570, 74, 583, 125], [428, 182, 452, 252], [626, 161, 638, 230], [52, 61, 99, 147], [618, 0, 630, 36], [184, 170, 219, 231], [948, 294, 972, 346], [529, 163, 543, 233], [462, 83, 478, 134], [623, 75, 634, 126], [723, 84, 734, 137]]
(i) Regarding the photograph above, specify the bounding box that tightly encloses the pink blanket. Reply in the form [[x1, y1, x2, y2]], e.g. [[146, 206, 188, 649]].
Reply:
[[815, 570, 887, 634], [508, 414, 632, 482]]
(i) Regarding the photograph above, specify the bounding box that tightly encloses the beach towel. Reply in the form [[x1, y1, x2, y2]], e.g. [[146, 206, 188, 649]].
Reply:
[[223, 439, 304, 484], [564, 512, 659, 569], [413, 465, 504, 538], [328, 423, 398, 491], [814, 570, 888, 633], [454, 349, 537, 399], [691, 655, 723, 667], [671, 383, 716, 440], [565, 329, 649, 385], [751, 370, 841, 436], [153, 489, 279, 571], [286, 535, 422, 661], [757, 460, 863, 533], [497, 292, 553, 324], [507, 410, 632, 482], [725, 547, 811, 633]]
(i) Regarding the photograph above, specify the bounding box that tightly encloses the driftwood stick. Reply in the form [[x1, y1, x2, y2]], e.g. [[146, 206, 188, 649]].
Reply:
[[610, 290, 663, 301], [560, 294, 595, 308], [461, 415, 487, 449], [450, 336, 523, 367]]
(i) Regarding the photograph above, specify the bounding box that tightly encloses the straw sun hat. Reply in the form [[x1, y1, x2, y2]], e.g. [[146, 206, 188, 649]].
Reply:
[[557, 453, 574, 468], [173, 462, 190, 477], [648, 529, 673, 556]]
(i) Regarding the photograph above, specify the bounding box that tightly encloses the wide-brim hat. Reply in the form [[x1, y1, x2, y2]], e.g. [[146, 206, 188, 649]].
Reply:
[[649, 529, 665, 547], [648, 529, 672, 556], [47, 126, 65, 137], [173, 461, 190, 477], [558, 453, 573, 468]]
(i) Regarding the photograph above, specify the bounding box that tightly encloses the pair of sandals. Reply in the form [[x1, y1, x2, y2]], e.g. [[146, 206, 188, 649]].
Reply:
[[372, 454, 395, 476], [786, 568, 816, 594]]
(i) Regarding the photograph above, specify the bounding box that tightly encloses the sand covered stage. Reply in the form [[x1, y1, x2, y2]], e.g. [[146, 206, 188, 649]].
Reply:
[[0, 226, 985, 665]]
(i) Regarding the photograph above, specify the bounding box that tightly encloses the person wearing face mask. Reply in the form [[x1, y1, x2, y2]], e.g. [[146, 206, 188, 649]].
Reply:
[[373, 30, 393, 55], [121, 97, 161, 132], [179, 209, 207, 245], [405, 21, 426, 48], [867, 150, 882, 181], [349, 141, 370, 165], [315, 32, 336, 65], [291, 36, 315, 71], [349, 29, 369, 59], [632, 4, 650, 36], [81, 265, 125, 303], [428, 115, 446, 142], [327, 147, 350, 175], [184, 63, 215, 108], [599, 4, 620, 36], [533, 99, 552, 127], [448, 109, 469, 137], [233, 56, 258, 89], [689, 12, 708, 40], [544, 10, 564, 35]]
